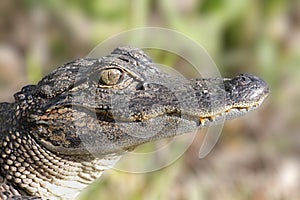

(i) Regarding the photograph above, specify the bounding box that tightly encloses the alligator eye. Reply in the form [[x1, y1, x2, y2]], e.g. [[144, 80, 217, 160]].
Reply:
[[100, 68, 123, 85]]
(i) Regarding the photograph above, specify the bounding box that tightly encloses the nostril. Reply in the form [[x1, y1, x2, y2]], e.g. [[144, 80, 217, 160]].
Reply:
[[239, 74, 251, 85]]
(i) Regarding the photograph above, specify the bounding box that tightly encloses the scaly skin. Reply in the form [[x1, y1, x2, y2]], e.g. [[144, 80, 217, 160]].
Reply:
[[0, 47, 270, 199]]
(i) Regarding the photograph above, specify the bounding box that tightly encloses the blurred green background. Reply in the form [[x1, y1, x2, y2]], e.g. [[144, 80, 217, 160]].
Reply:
[[0, 0, 300, 199]]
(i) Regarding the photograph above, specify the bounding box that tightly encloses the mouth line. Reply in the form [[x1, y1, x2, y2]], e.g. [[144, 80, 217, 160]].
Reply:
[[102, 104, 258, 124], [194, 92, 269, 125], [59, 94, 267, 124]]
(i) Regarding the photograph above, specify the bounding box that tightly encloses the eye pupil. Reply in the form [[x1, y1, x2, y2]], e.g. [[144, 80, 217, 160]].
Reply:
[[100, 68, 122, 85]]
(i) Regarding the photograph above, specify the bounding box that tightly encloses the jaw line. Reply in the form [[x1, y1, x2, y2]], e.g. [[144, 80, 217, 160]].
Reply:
[[66, 90, 269, 125]]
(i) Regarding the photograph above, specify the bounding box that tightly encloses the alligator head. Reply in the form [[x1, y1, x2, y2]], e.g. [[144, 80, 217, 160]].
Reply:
[[13, 47, 270, 157]]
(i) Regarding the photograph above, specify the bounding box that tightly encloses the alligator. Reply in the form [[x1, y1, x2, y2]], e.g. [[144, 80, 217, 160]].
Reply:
[[0, 47, 270, 199]]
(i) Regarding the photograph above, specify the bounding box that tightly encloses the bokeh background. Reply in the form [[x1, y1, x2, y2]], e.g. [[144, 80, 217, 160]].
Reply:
[[1, 0, 300, 199]]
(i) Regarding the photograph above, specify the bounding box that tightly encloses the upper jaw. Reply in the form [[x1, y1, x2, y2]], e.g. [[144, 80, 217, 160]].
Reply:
[[46, 73, 270, 128]]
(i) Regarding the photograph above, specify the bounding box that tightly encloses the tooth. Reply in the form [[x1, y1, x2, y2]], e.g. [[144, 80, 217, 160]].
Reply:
[[199, 117, 206, 125]]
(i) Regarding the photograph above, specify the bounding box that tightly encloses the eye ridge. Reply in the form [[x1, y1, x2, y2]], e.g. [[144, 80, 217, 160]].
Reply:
[[100, 68, 123, 85]]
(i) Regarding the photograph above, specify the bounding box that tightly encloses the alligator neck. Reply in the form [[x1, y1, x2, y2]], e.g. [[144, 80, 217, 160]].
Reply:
[[0, 102, 120, 199]]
